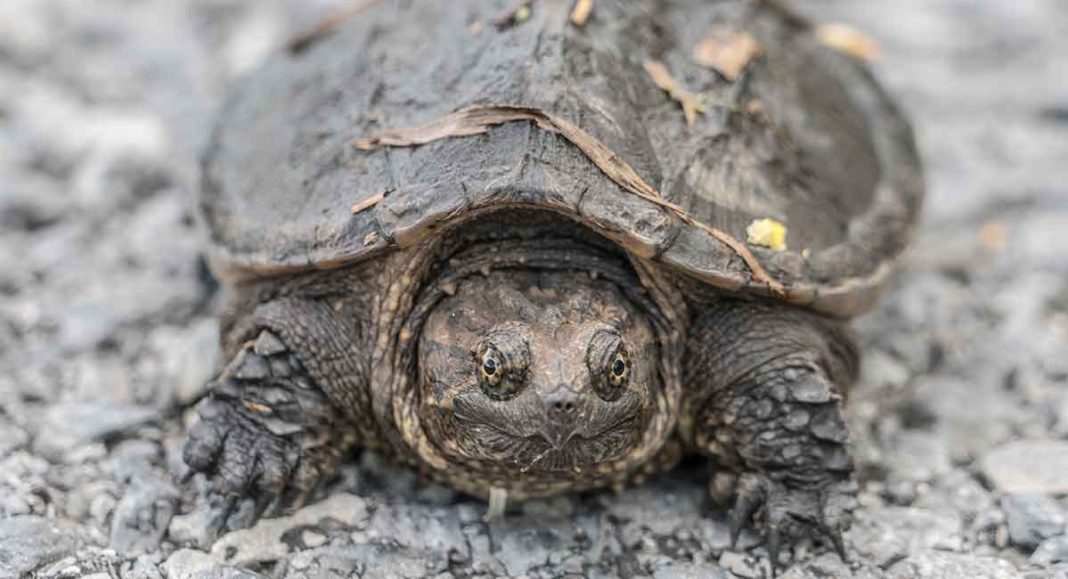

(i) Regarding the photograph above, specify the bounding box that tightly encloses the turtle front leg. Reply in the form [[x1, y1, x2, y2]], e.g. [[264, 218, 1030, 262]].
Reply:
[[182, 329, 356, 536], [683, 300, 859, 567]]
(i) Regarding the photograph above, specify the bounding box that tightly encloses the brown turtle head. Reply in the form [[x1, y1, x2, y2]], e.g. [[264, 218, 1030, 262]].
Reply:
[[417, 268, 659, 475]]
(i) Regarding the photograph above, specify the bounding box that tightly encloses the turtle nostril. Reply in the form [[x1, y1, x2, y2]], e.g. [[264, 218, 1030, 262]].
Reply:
[[541, 392, 579, 446], [553, 400, 576, 414]]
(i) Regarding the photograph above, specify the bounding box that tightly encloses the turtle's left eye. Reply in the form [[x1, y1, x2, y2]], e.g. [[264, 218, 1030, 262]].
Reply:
[[608, 349, 630, 386], [587, 330, 630, 401]]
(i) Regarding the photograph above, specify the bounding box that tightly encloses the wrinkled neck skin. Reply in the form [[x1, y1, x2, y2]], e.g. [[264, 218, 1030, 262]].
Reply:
[[373, 210, 686, 500]]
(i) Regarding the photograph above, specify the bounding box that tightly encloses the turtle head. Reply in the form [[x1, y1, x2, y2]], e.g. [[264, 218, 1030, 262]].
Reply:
[[416, 269, 660, 476]]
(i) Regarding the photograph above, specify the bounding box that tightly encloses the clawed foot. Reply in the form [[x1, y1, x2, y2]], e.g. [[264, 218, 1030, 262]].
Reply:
[[181, 398, 338, 538], [711, 472, 857, 570], [179, 333, 347, 540]]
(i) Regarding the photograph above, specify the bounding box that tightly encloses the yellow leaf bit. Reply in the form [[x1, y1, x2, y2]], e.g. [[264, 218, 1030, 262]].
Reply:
[[570, 0, 594, 27], [747, 218, 787, 251], [692, 27, 762, 81], [643, 60, 706, 128], [814, 23, 880, 61]]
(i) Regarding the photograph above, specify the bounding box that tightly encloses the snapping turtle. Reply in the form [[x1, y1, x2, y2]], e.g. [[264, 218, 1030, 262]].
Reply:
[[183, 0, 922, 560]]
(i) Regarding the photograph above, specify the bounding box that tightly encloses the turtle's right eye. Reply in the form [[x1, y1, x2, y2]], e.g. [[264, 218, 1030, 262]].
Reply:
[[474, 330, 529, 400], [480, 347, 502, 385]]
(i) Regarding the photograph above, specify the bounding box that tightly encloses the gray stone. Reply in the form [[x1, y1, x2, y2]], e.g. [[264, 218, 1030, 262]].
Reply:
[[908, 375, 1019, 463], [35, 547, 123, 579], [883, 431, 952, 484], [1002, 493, 1066, 549], [162, 549, 262, 579], [1055, 393, 1068, 438], [490, 524, 561, 576], [848, 507, 963, 568], [103, 439, 164, 483], [162, 549, 215, 579], [166, 318, 221, 407], [299, 530, 327, 549], [0, 516, 79, 578], [1038, 565, 1068, 579], [887, 552, 1022, 579], [109, 476, 179, 556], [211, 494, 369, 567], [606, 483, 738, 551], [363, 503, 467, 562], [717, 551, 763, 578], [0, 421, 28, 458], [652, 561, 730, 579], [285, 543, 425, 579], [914, 470, 995, 517], [168, 508, 216, 551], [780, 554, 885, 579], [982, 440, 1068, 494], [32, 401, 157, 461], [125, 567, 165, 579], [1033, 536, 1068, 566], [125, 553, 165, 579], [190, 568, 264, 579]]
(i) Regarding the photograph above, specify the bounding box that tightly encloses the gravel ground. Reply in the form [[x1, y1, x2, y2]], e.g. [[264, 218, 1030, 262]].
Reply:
[[1, 1, 1067, 578]]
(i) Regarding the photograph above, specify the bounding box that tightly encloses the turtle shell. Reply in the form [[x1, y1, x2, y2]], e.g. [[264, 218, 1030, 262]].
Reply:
[[201, 0, 922, 317]]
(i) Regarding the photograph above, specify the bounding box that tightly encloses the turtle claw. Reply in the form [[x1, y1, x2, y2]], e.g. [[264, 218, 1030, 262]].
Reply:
[[827, 525, 849, 563], [728, 484, 760, 548], [253, 491, 280, 522], [181, 387, 341, 537], [767, 522, 783, 569], [178, 469, 197, 487], [718, 473, 856, 566], [203, 495, 239, 541]]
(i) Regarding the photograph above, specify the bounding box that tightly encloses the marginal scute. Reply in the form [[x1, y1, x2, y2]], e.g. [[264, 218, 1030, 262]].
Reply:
[[377, 183, 470, 249], [578, 187, 677, 259], [659, 225, 746, 292], [202, 0, 922, 318]]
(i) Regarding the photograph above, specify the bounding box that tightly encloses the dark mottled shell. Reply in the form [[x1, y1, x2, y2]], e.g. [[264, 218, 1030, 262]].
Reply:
[[202, 0, 922, 317]]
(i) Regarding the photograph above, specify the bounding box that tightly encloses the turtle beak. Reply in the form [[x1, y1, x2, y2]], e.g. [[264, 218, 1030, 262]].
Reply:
[[542, 421, 575, 450]]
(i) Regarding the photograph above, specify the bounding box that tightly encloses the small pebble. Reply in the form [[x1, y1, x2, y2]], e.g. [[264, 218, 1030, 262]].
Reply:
[[1002, 493, 1067, 549], [1032, 536, 1068, 566], [981, 440, 1068, 494]]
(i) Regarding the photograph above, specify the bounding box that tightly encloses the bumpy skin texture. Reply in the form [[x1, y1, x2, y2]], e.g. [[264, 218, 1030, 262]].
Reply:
[[183, 267, 380, 535], [682, 299, 859, 563], [183, 330, 351, 530]]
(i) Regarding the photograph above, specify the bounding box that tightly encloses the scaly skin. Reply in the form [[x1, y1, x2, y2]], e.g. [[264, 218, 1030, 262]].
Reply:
[[682, 299, 859, 567], [182, 266, 380, 537], [183, 329, 354, 535]]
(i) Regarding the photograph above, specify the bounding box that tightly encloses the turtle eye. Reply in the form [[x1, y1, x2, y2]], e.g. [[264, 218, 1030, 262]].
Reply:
[[480, 348, 502, 385], [608, 349, 630, 386], [587, 330, 629, 401], [475, 331, 529, 400]]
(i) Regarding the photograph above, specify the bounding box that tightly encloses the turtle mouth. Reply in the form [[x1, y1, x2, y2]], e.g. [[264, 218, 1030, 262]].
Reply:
[[461, 415, 642, 472]]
